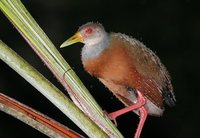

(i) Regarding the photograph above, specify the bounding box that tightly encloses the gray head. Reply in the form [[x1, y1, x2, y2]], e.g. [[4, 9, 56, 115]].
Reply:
[[60, 22, 110, 60], [78, 22, 108, 46], [60, 22, 108, 47]]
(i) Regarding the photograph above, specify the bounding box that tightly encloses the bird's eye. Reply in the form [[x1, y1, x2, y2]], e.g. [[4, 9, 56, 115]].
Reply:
[[85, 28, 93, 34]]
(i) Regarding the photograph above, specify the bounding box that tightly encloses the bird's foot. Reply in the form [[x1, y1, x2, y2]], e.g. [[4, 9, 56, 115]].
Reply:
[[108, 90, 146, 119], [103, 110, 118, 126], [105, 90, 147, 130]]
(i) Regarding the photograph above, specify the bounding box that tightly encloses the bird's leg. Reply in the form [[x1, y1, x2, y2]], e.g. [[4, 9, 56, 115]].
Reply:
[[108, 90, 146, 121], [135, 106, 147, 138], [108, 90, 147, 138]]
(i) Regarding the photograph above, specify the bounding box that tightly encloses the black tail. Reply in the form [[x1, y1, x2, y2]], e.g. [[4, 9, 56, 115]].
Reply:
[[163, 90, 176, 107]]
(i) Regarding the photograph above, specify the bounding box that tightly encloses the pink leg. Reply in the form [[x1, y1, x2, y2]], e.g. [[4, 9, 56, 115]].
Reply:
[[108, 90, 146, 120], [134, 106, 147, 138], [108, 90, 147, 138]]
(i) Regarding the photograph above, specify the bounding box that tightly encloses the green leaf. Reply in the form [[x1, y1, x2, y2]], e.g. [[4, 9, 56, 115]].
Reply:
[[0, 0, 123, 137]]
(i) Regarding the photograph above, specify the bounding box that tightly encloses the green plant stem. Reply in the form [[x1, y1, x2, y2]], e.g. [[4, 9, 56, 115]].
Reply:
[[0, 0, 123, 137], [0, 41, 108, 138]]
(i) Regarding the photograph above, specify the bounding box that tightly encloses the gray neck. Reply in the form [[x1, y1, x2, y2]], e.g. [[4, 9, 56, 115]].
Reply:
[[81, 34, 110, 62]]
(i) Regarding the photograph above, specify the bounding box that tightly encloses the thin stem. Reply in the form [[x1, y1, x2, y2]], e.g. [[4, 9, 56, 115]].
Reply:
[[0, 93, 83, 138], [0, 40, 108, 138]]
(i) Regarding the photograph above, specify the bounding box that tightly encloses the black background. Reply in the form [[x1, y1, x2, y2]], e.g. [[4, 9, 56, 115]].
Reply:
[[0, 0, 199, 137]]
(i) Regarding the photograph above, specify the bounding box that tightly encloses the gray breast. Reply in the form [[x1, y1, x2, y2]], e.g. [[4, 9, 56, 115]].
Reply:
[[81, 36, 110, 62]]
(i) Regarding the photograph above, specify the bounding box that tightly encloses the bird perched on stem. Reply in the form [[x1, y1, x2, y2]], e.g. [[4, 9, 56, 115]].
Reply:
[[60, 22, 176, 138]]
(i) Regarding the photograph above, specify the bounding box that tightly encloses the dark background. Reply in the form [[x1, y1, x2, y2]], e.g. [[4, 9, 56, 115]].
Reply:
[[0, 0, 199, 137]]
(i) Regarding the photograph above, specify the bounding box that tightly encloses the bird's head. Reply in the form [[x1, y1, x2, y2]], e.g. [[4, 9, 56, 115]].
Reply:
[[60, 22, 107, 48]]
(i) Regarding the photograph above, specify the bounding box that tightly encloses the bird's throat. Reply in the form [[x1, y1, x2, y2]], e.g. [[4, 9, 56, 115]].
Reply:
[[81, 35, 110, 62]]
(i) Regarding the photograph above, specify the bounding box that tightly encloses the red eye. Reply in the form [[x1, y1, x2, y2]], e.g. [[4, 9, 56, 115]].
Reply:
[[85, 28, 93, 34]]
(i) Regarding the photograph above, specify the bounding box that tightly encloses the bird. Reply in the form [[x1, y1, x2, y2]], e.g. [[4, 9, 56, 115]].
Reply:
[[60, 22, 176, 138]]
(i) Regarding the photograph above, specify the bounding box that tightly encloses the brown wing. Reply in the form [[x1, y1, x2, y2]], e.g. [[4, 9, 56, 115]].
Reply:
[[111, 33, 170, 89], [111, 33, 175, 107]]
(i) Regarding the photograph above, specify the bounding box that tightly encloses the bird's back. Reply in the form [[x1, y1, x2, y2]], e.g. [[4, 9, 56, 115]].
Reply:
[[112, 33, 176, 107]]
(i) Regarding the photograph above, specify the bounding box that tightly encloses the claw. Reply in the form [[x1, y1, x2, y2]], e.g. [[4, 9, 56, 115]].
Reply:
[[104, 110, 118, 126]]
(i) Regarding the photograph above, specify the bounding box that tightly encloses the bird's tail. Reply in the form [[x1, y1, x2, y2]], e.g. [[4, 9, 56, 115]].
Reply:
[[163, 90, 176, 107]]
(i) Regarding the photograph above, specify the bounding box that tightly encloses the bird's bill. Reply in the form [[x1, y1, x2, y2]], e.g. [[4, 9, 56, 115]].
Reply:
[[60, 32, 83, 48]]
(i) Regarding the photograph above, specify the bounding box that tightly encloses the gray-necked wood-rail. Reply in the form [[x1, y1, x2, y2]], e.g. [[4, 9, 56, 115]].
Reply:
[[60, 22, 176, 138]]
